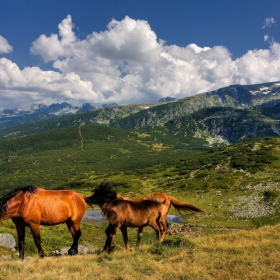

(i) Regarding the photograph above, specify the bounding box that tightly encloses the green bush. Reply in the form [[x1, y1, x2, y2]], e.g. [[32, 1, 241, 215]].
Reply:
[[149, 235, 195, 255]]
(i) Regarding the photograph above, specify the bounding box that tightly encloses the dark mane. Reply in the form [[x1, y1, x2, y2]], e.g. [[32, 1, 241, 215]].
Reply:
[[0, 185, 38, 218], [85, 182, 117, 206]]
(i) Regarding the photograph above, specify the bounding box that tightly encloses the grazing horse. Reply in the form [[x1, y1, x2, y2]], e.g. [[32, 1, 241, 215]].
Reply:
[[85, 182, 166, 252], [118, 192, 205, 241], [0, 185, 86, 260]]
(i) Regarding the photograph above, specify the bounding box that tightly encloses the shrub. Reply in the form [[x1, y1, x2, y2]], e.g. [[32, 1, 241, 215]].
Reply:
[[149, 235, 195, 255], [263, 190, 278, 203]]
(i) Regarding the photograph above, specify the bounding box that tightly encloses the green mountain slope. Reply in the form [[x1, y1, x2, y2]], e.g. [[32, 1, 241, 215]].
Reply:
[[0, 124, 207, 191], [164, 106, 280, 144], [112, 82, 280, 129], [0, 103, 157, 140]]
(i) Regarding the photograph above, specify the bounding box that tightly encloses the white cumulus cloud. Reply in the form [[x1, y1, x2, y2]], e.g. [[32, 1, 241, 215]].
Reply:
[[1, 15, 280, 109], [0, 57, 102, 109], [0, 35, 13, 54], [262, 17, 276, 29], [30, 14, 76, 62]]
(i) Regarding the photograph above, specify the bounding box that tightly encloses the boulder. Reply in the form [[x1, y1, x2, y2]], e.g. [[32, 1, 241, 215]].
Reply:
[[0, 233, 16, 249]]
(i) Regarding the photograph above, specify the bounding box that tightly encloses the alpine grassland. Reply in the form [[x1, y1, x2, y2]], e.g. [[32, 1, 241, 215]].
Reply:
[[0, 225, 279, 279], [0, 121, 280, 279]]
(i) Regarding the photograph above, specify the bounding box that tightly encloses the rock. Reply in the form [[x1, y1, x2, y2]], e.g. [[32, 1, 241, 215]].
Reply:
[[2, 255, 12, 259], [51, 245, 97, 256], [228, 192, 276, 218], [0, 233, 16, 249]]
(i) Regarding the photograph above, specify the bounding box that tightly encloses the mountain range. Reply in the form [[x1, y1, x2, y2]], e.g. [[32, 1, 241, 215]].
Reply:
[[1, 81, 280, 144], [0, 102, 98, 117]]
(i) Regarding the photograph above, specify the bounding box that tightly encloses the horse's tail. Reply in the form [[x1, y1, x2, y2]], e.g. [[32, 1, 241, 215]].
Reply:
[[168, 196, 205, 214]]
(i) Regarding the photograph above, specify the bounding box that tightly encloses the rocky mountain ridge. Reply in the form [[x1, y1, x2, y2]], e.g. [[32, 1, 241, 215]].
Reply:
[[111, 82, 280, 129], [1, 81, 280, 145], [0, 102, 96, 118]]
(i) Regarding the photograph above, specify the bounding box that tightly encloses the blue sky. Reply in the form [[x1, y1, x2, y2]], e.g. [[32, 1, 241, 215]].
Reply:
[[0, 0, 280, 109]]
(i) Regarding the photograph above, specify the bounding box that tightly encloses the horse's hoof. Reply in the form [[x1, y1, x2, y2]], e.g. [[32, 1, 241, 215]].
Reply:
[[108, 246, 115, 253], [68, 249, 78, 255]]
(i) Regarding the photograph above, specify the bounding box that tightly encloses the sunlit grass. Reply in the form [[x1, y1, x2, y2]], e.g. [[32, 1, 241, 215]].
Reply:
[[0, 225, 279, 280]]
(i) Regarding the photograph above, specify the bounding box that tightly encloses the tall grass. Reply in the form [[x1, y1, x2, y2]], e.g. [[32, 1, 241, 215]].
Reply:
[[0, 225, 279, 280]]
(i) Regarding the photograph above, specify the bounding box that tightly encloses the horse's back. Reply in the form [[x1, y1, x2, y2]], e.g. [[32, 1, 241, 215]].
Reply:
[[35, 188, 86, 224], [110, 199, 161, 211], [37, 188, 85, 205], [106, 199, 162, 226]]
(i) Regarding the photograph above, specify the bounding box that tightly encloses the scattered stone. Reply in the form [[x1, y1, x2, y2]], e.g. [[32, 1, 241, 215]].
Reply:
[[246, 182, 279, 191], [0, 233, 16, 249], [51, 245, 97, 256], [228, 192, 276, 218], [2, 255, 11, 259]]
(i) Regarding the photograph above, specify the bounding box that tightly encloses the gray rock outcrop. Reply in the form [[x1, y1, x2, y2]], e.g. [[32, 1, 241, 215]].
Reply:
[[0, 233, 16, 249]]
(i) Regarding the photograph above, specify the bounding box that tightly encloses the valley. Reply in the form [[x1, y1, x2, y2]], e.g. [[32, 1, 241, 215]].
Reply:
[[0, 82, 280, 279]]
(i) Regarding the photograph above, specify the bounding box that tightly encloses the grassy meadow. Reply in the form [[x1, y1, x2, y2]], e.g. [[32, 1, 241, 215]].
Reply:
[[0, 123, 280, 279], [0, 224, 279, 280]]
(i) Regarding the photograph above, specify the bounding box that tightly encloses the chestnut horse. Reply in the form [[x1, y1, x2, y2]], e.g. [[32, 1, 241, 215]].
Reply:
[[85, 182, 166, 252], [118, 192, 204, 241], [85, 182, 205, 249], [0, 185, 86, 260]]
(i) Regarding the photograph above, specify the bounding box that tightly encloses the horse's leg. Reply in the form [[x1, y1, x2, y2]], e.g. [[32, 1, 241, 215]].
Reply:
[[160, 203, 170, 240], [29, 223, 44, 258], [158, 216, 168, 241], [104, 225, 111, 251], [120, 226, 130, 250], [135, 226, 144, 250], [149, 221, 160, 241], [66, 220, 82, 255], [104, 224, 118, 253], [15, 223, 25, 261]]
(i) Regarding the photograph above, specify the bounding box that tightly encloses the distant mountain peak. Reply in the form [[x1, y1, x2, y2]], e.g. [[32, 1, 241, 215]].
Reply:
[[159, 97, 177, 102], [0, 102, 97, 122], [78, 103, 96, 112], [102, 103, 118, 108]]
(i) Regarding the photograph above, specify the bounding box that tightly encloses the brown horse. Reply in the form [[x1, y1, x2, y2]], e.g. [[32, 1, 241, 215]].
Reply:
[[85, 182, 166, 252], [118, 192, 204, 241], [0, 185, 87, 260]]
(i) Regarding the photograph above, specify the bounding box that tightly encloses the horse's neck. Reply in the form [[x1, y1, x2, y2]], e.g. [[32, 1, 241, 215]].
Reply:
[[100, 202, 111, 217], [1, 197, 22, 221], [100, 202, 107, 211]]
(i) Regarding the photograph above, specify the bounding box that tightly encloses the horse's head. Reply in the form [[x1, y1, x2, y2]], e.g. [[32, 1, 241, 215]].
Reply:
[[87, 182, 117, 206]]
